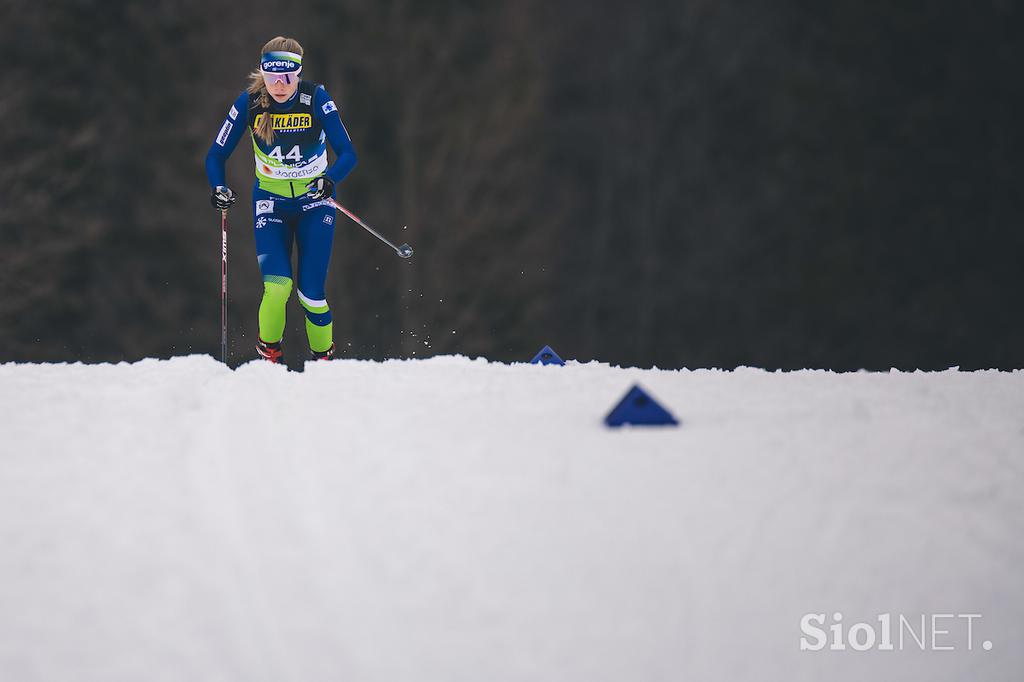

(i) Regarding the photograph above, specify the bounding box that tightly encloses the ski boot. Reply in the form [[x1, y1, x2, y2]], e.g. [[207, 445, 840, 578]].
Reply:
[[311, 343, 335, 361], [256, 338, 285, 364]]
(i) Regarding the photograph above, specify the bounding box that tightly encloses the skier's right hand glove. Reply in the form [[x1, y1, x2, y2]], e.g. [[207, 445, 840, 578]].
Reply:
[[211, 186, 237, 210]]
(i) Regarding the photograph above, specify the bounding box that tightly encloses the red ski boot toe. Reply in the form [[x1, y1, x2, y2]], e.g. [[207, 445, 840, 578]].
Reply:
[[256, 338, 285, 364]]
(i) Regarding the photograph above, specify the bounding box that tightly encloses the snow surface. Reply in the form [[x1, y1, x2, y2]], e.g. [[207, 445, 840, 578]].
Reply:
[[0, 355, 1021, 682]]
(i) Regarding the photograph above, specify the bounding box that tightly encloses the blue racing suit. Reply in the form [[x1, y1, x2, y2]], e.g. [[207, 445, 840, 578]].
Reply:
[[205, 79, 357, 352]]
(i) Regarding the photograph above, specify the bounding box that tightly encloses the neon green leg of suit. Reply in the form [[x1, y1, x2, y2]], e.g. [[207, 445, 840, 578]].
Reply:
[[258, 275, 333, 352]]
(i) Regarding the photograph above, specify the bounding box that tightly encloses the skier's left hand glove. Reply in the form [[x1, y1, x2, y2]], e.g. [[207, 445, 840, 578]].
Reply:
[[305, 176, 334, 201]]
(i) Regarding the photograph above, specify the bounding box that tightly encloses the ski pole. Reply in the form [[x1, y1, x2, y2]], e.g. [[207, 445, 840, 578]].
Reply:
[[327, 198, 414, 259], [220, 209, 228, 365]]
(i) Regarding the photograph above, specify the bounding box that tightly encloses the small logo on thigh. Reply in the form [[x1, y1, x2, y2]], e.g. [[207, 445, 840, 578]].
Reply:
[[256, 216, 268, 229], [323, 214, 334, 225]]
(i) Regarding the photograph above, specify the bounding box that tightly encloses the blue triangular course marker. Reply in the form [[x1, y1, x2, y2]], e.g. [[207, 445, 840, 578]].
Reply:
[[530, 345, 565, 365], [604, 384, 679, 427]]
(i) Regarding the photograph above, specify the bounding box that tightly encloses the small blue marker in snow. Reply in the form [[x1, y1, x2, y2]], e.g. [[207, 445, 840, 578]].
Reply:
[[604, 384, 679, 427], [530, 345, 565, 366]]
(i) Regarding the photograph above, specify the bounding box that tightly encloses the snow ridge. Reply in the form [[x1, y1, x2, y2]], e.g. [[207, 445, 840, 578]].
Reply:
[[1, 356, 1021, 681]]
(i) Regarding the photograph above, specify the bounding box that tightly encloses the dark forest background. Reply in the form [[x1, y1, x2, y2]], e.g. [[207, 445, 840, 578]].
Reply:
[[1, 0, 1021, 370]]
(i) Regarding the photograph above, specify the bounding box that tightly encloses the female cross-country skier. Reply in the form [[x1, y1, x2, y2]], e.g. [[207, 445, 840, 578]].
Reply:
[[205, 36, 357, 363]]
